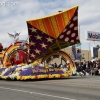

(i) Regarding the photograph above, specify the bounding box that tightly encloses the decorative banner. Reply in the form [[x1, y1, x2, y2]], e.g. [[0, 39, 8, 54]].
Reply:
[[71, 45, 76, 60], [76, 53, 81, 60]]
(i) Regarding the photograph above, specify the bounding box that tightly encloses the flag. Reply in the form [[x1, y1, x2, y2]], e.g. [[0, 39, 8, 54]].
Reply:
[[71, 45, 76, 60], [27, 23, 55, 63], [76, 52, 81, 60]]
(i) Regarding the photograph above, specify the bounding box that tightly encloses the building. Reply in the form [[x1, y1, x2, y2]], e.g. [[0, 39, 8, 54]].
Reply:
[[62, 47, 100, 61]]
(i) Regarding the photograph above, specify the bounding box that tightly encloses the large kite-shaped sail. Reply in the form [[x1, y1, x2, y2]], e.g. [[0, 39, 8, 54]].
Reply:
[[26, 6, 80, 63]]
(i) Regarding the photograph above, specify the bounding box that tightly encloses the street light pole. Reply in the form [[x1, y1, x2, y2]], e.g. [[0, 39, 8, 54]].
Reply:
[[88, 42, 90, 61], [78, 25, 81, 62]]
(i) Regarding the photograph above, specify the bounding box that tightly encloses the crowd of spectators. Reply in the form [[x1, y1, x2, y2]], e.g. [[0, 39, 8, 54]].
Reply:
[[75, 60, 100, 75]]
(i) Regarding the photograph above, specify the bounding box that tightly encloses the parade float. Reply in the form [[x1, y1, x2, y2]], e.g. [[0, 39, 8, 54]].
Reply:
[[0, 6, 80, 80]]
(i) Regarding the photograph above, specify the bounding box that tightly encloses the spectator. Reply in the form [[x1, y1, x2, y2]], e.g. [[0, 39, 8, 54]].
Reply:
[[0, 43, 3, 52], [54, 63, 57, 68]]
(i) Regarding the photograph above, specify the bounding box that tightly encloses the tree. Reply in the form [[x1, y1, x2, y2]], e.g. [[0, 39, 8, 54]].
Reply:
[[96, 45, 100, 49]]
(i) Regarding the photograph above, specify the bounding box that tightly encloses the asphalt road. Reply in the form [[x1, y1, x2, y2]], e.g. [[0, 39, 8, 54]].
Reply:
[[0, 76, 100, 100]]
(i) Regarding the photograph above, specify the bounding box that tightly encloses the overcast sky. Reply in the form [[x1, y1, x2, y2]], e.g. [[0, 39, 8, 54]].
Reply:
[[0, 0, 100, 50]]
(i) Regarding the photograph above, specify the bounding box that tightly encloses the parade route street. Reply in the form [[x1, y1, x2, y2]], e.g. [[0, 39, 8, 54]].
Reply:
[[0, 76, 100, 100]]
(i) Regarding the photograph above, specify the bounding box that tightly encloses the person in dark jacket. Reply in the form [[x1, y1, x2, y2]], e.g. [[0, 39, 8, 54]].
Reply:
[[0, 43, 3, 52]]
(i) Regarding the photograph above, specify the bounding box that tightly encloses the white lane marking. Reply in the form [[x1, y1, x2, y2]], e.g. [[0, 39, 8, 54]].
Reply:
[[0, 86, 75, 100]]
